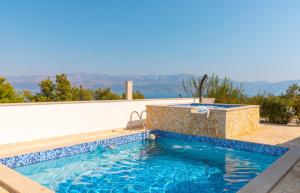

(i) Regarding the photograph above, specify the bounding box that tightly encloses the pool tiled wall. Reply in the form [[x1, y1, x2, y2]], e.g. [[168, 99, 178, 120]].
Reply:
[[154, 130, 288, 156], [0, 132, 149, 168], [0, 130, 287, 169]]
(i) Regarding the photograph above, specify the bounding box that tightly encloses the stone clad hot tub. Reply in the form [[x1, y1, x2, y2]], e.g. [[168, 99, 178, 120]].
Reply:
[[146, 103, 260, 139]]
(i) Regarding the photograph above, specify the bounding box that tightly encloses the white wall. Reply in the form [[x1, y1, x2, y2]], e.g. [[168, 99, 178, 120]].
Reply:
[[0, 98, 193, 145]]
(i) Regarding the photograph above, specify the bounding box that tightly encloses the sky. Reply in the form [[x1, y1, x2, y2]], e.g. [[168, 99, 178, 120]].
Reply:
[[0, 0, 299, 81]]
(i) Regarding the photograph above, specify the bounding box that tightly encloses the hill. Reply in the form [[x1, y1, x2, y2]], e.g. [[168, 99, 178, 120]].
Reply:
[[5, 74, 300, 98]]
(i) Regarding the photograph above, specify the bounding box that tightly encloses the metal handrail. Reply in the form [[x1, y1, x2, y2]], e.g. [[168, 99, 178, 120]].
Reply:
[[129, 110, 147, 130], [140, 110, 147, 119]]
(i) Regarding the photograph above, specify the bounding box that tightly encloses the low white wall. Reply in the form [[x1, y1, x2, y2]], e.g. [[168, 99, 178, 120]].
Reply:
[[0, 98, 193, 145]]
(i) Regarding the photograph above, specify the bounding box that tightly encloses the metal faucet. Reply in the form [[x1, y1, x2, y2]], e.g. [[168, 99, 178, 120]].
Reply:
[[199, 74, 208, 103]]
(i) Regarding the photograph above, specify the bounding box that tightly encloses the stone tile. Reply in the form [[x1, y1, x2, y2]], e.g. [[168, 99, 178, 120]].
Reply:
[[270, 159, 300, 193], [230, 124, 300, 147], [0, 187, 9, 193], [0, 164, 54, 193]]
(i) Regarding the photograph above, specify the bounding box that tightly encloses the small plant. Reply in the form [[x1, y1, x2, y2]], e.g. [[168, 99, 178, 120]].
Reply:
[[182, 74, 246, 104], [294, 110, 300, 126], [258, 96, 294, 124], [292, 98, 300, 126]]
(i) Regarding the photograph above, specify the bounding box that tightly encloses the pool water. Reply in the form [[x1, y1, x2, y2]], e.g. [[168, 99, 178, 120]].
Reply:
[[172, 103, 241, 113], [175, 103, 241, 108], [16, 138, 278, 193]]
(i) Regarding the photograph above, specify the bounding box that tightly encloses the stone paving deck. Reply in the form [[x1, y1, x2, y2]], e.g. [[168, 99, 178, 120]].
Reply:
[[270, 160, 300, 193], [0, 187, 8, 193], [230, 123, 300, 147]]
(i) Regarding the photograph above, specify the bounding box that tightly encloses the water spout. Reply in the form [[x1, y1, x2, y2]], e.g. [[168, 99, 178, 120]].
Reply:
[[199, 74, 208, 103]]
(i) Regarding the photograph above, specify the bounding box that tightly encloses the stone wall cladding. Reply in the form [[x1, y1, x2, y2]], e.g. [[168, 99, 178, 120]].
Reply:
[[146, 105, 226, 138], [226, 107, 260, 138], [146, 104, 260, 139]]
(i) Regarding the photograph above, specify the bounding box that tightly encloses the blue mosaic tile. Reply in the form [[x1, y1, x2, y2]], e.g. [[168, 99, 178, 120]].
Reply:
[[0, 129, 288, 169], [0, 131, 149, 168], [153, 130, 289, 156], [0, 141, 99, 168]]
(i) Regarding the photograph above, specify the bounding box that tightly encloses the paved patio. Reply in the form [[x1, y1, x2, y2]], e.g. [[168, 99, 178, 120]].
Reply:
[[230, 123, 300, 147], [0, 187, 8, 193]]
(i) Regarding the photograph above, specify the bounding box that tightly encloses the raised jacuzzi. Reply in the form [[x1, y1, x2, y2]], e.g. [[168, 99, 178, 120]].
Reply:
[[146, 103, 260, 139]]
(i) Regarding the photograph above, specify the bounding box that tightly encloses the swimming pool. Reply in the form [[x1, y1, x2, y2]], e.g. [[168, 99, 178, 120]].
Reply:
[[2, 130, 286, 193]]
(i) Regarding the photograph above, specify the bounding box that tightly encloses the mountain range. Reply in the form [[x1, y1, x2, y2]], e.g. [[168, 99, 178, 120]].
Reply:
[[5, 73, 300, 98]]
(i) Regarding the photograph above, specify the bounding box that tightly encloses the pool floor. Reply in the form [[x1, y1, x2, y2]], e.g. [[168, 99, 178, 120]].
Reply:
[[15, 137, 278, 193]]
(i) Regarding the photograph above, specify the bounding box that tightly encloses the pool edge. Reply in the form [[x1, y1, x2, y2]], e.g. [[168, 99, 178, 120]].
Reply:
[[0, 129, 294, 193], [0, 129, 147, 193], [238, 149, 300, 193], [0, 164, 54, 193]]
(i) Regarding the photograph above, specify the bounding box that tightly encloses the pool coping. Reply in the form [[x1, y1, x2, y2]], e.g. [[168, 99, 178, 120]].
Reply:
[[0, 98, 194, 107], [0, 129, 296, 193], [0, 164, 53, 193], [238, 148, 300, 193]]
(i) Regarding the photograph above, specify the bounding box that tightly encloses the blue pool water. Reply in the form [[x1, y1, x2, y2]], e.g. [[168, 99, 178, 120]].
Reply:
[[15, 137, 278, 193], [172, 103, 241, 113], [174, 103, 241, 109]]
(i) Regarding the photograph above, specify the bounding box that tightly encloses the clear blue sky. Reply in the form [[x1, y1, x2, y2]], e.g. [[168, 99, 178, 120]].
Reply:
[[0, 0, 299, 81]]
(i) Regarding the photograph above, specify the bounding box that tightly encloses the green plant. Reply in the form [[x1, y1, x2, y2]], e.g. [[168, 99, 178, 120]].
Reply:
[[55, 74, 73, 101], [122, 91, 145, 99], [94, 88, 121, 100], [259, 96, 294, 124], [182, 75, 200, 98], [37, 77, 56, 101], [0, 77, 23, 103], [291, 98, 300, 126], [182, 74, 246, 104], [205, 75, 246, 104], [132, 91, 145, 99], [71, 85, 93, 101]]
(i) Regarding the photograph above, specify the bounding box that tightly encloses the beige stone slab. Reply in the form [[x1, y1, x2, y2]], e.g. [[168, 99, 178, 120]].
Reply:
[[230, 124, 300, 147], [238, 150, 300, 193], [0, 98, 194, 107], [0, 164, 54, 193], [270, 159, 300, 193], [0, 187, 9, 193]]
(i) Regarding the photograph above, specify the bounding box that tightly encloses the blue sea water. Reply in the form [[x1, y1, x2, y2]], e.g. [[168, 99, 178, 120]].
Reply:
[[16, 138, 278, 193]]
